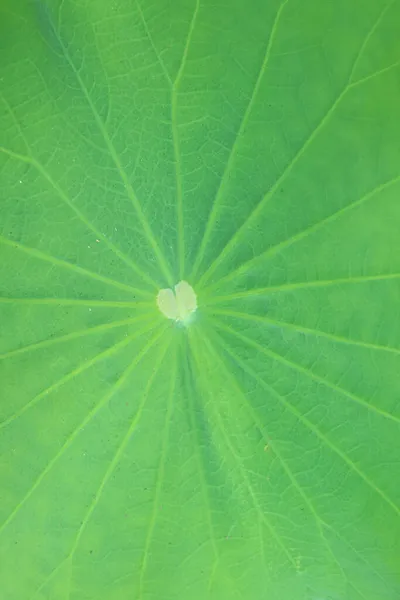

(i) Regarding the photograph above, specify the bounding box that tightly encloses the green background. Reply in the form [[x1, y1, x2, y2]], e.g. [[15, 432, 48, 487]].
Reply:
[[1, 0, 400, 598]]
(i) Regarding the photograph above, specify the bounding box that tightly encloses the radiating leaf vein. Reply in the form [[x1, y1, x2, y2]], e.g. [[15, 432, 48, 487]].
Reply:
[[211, 321, 400, 516], [189, 329, 298, 568], [0, 325, 162, 512], [0, 233, 151, 298], [0, 314, 154, 361], [67, 333, 171, 567], [191, 0, 289, 279], [42, 14, 174, 286], [210, 308, 400, 359], [197, 2, 399, 287], [0, 323, 155, 431], [138, 340, 177, 595], [200, 174, 400, 292]]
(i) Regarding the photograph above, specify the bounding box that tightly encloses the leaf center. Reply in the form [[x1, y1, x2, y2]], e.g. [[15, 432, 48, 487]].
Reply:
[[156, 280, 197, 324]]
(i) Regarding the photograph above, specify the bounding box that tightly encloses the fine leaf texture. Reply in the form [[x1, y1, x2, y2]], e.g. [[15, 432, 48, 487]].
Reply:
[[1, 1, 400, 599]]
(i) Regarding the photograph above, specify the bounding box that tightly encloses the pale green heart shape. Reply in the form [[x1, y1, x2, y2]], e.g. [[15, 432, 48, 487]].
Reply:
[[157, 281, 197, 324]]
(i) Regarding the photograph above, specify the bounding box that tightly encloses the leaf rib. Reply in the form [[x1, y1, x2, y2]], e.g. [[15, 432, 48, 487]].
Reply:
[[322, 521, 396, 592], [203, 327, 349, 586], [0, 233, 153, 298], [204, 272, 400, 305], [45, 17, 174, 286], [0, 325, 166, 536], [136, 0, 172, 86], [349, 59, 400, 89], [197, 4, 395, 288], [182, 333, 220, 589], [209, 308, 400, 358], [201, 173, 400, 293], [0, 297, 141, 308], [190, 0, 288, 280], [67, 333, 171, 563], [172, 0, 200, 278], [0, 318, 156, 431], [210, 321, 400, 517], [0, 94, 158, 290], [214, 318, 400, 427], [188, 329, 298, 569], [0, 314, 154, 361], [138, 339, 177, 596], [173, 0, 200, 88], [348, 0, 397, 84]]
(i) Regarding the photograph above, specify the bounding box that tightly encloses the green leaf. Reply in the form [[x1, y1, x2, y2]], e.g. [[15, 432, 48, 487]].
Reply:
[[1, 0, 400, 598]]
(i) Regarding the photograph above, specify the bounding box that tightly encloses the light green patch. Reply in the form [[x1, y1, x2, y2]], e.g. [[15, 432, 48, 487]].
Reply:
[[157, 281, 197, 324]]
